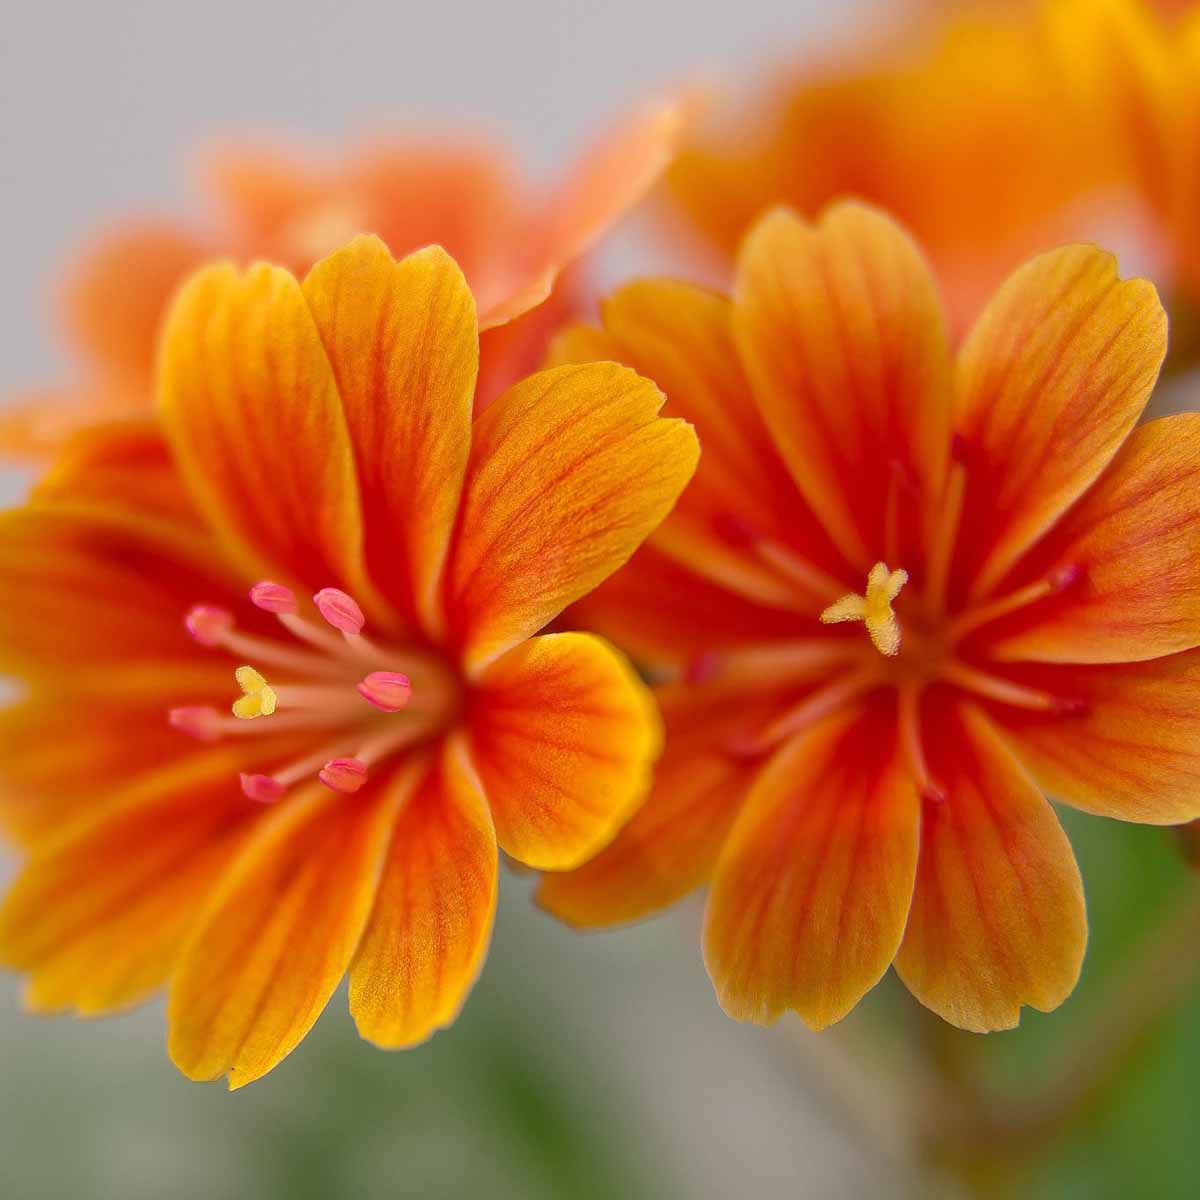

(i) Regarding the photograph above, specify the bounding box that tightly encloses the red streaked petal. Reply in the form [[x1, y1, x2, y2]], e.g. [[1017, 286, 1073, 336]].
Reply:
[[896, 703, 1087, 1032]]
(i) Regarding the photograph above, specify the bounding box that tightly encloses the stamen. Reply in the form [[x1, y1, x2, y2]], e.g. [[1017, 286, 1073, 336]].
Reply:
[[249, 581, 298, 614], [945, 564, 1082, 644], [232, 665, 277, 719], [897, 686, 944, 803], [942, 661, 1086, 714], [357, 671, 413, 712], [923, 433, 968, 619], [821, 562, 909, 657], [314, 588, 365, 635], [240, 773, 285, 804], [681, 640, 865, 688], [735, 669, 878, 756], [714, 513, 847, 606], [185, 605, 234, 647], [169, 705, 226, 741], [319, 757, 369, 794]]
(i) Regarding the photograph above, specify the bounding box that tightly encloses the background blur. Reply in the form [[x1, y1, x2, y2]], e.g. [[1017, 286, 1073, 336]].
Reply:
[[3, 2, 1200, 1197]]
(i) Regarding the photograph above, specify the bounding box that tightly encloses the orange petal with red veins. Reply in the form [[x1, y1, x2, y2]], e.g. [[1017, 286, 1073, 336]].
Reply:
[[733, 202, 952, 571], [955, 244, 1166, 600], [63, 219, 210, 388], [570, 543, 803, 669], [992, 653, 1200, 824], [537, 682, 773, 927], [896, 704, 1086, 1032], [301, 238, 477, 636], [987, 414, 1200, 663], [703, 707, 919, 1029], [0, 505, 240, 680], [482, 99, 681, 328], [0, 750, 264, 1015], [349, 740, 497, 1048], [448, 362, 698, 674], [168, 780, 402, 1088], [468, 632, 659, 870], [158, 259, 375, 604], [33, 418, 200, 527]]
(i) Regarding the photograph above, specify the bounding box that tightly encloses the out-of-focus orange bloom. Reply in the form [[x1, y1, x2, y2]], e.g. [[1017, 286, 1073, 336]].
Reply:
[[0, 237, 698, 1087], [0, 102, 678, 457], [664, 6, 1118, 333], [540, 202, 1200, 1033], [1050, 0, 1200, 302]]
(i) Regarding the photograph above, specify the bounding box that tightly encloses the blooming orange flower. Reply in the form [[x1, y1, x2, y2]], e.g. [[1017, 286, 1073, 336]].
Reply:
[[539, 201, 1200, 1032], [663, 6, 1119, 332], [0, 236, 698, 1086], [0, 102, 678, 456]]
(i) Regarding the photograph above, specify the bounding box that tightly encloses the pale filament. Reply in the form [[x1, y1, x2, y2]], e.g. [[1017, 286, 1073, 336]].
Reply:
[[740, 668, 879, 756]]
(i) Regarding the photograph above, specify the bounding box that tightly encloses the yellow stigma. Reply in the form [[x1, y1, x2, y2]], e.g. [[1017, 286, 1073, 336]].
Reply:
[[820, 562, 909, 657], [232, 665, 277, 719]]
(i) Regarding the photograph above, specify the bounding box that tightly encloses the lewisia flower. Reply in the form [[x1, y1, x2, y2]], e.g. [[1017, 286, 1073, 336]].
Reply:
[[0, 236, 698, 1086], [664, 5, 1116, 331], [0, 102, 678, 455], [540, 201, 1200, 1032]]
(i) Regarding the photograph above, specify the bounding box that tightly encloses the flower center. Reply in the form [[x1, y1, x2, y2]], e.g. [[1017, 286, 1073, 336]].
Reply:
[[169, 581, 460, 803]]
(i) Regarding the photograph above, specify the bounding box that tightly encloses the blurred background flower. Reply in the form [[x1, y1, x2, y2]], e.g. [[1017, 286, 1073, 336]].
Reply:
[[4, 0, 1200, 1197]]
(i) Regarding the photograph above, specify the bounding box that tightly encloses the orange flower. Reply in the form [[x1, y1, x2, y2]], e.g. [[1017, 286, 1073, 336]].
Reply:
[[0, 236, 698, 1086], [0, 101, 678, 457], [539, 201, 1200, 1032], [664, 5, 1118, 332]]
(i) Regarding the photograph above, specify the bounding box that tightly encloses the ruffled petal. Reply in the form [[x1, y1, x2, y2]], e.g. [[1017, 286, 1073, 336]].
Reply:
[[167, 780, 402, 1088], [733, 202, 953, 571], [349, 739, 497, 1048], [302, 238, 477, 636], [896, 703, 1087, 1032], [990, 653, 1200, 824], [704, 706, 918, 1029], [0, 749, 263, 1014], [985, 414, 1200, 663], [448, 362, 699, 673], [158, 259, 376, 604], [954, 244, 1166, 599], [468, 632, 659, 870]]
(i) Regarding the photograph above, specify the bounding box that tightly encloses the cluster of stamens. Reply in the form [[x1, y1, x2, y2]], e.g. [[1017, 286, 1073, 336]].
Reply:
[[700, 436, 1089, 800], [170, 581, 452, 804]]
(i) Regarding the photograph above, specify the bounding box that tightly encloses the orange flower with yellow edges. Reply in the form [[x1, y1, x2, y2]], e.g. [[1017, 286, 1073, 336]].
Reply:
[[0, 235, 698, 1086], [0, 101, 678, 456], [664, 5, 1118, 332], [539, 201, 1200, 1032]]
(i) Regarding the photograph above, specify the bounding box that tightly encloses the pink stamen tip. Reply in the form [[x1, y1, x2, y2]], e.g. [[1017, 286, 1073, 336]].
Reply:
[[185, 604, 233, 646], [250, 581, 298, 614], [240, 773, 286, 804], [1056, 698, 1089, 718], [168, 705, 223, 741], [314, 588, 365, 634], [713, 511, 760, 549], [920, 782, 948, 805], [357, 671, 412, 712], [1048, 563, 1083, 592], [950, 432, 969, 464], [683, 651, 721, 685], [319, 757, 369, 794]]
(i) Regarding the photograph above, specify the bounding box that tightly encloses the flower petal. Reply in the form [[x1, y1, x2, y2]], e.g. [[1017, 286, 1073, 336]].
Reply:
[[158, 259, 375, 603], [733, 202, 953, 571], [986, 414, 1200, 663], [537, 682, 770, 927], [0, 750, 262, 1015], [63, 219, 209, 389], [703, 706, 919, 1029], [895, 703, 1087, 1032], [167, 780, 402, 1088], [468, 632, 660, 870], [954, 244, 1166, 599], [301, 238, 477, 635], [448, 362, 699, 673], [349, 739, 497, 1048], [990, 653, 1200, 824]]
